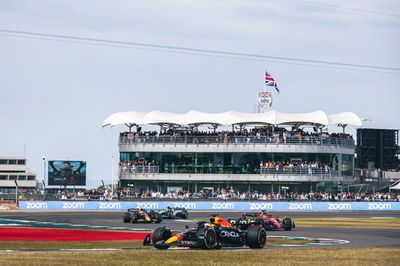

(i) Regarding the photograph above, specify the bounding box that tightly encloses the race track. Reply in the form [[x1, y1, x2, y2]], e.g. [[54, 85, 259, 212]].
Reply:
[[1, 211, 399, 248]]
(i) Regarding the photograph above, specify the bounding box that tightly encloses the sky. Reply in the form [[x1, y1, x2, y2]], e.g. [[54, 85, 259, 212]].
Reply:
[[0, 0, 399, 188]]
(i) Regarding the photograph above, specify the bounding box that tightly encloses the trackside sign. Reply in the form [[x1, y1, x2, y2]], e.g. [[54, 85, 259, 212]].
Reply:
[[18, 201, 400, 211]]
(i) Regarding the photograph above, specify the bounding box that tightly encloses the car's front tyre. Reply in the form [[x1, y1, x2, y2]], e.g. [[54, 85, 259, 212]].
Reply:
[[152, 226, 171, 250], [122, 212, 131, 223], [196, 227, 218, 249], [283, 217, 293, 231]]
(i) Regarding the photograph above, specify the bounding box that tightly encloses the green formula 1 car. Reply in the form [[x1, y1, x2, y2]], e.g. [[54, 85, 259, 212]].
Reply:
[[159, 207, 189, 219]]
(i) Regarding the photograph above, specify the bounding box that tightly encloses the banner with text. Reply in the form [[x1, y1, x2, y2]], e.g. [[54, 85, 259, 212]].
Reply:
[[19, 201, 400, 211]]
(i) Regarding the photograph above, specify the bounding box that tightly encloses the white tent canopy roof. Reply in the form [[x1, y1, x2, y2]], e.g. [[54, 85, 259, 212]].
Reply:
[[389, 182, 400, 190], [327, 112, 363, 127], [102, 110, 363, 128]]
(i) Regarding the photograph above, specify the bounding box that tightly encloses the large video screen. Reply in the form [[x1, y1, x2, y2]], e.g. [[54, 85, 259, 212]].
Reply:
[[48, 160, 86, 186]]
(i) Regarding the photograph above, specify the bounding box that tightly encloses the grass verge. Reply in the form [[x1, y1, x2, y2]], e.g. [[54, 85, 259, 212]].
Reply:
[[0, 247, 398, 265], [0, 237, 312, 250]]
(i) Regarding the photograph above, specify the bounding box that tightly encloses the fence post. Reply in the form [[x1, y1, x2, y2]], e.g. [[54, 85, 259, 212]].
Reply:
[[14, 180, 18, 208]]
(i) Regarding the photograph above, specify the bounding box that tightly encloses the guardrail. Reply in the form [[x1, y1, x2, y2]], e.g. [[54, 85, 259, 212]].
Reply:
[[119, 165, 159, 175], [118, 166, 333, 176], [260, 167, 332, 176], [119, 135, 355, 148], [19, 201, 400, 211]]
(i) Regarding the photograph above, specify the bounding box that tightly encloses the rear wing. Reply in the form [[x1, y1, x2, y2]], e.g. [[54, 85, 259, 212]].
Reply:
[[173, 207, 186, 211]]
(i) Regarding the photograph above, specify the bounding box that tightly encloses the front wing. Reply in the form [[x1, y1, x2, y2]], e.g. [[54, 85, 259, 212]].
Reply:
[[143, 234, 197, 248]]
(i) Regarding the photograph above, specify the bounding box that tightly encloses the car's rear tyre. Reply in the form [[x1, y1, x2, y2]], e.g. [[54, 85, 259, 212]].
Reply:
[[255, 218, 265, 226], [180, 211, 188, 219], [196, 227, 218, 249], [246, 227, 267, 249], [123, 212, 131, 223], [152, 226, 171, 250], [283, 217, 293, 231]]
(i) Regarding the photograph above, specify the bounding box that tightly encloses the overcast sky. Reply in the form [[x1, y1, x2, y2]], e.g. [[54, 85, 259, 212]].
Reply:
[[1, 0, 399, 188]]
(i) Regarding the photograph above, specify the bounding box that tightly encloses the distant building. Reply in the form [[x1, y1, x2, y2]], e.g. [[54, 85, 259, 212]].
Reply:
[[0, 157, 38, 192], [103, 110, 363, 194], [356, 128, 399, 170]]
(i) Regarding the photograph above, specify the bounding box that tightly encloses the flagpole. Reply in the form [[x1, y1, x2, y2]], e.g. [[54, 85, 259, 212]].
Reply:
[[262, 70, 267, 113]]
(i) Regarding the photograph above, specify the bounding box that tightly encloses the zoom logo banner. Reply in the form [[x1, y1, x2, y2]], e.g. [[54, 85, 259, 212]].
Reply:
[[18, 201, 400, 211]]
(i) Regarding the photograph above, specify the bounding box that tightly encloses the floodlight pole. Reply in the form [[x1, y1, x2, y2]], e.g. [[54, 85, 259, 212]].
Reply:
[[42, 156, 46, 189]]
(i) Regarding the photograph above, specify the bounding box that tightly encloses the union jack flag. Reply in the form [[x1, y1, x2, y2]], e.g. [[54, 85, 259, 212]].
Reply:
[[265, 71, 280, 93]]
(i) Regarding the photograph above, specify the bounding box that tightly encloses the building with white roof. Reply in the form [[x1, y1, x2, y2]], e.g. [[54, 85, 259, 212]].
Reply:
[[103, 110, 362, 193]]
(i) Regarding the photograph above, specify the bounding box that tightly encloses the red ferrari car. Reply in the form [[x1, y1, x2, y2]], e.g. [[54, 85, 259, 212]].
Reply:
[[231, 211, 295, 231]]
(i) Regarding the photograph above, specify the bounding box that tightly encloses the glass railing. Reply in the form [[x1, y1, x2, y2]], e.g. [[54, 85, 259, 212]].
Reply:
[[260, 167, 332, 176], [119, 165, 334, 176], [162, 165, 258, 174], [119, 135, 354, 148], [119, 165, 160, 175]]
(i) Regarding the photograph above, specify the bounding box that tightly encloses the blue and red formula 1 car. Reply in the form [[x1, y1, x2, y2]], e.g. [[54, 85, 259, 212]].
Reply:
[[144, 215, 267, 250], [122, 208, 162, 224]]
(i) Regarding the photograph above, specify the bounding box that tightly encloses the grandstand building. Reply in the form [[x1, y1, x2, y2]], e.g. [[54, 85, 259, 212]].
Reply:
[[102, 110, 362, 193], [0, 157, 37, 193]]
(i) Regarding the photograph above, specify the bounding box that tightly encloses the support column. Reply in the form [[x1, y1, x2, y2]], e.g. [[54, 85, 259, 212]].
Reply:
[[14, 180, 18, 208]]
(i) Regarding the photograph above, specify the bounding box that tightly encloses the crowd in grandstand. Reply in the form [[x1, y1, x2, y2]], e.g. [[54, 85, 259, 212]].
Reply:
[[117, 160, 332, 175], [51, 188, 400, 202], [138, 190, 398, 202], [260, 161, 331, 172], [56, 189, 120, 201], [120, 127, 353, 140], [119, 160, 158, 167], [119, 160, 159, 174]]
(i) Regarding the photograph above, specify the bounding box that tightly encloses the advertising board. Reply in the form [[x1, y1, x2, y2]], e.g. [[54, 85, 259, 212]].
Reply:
[[19, 201, 400, 211]]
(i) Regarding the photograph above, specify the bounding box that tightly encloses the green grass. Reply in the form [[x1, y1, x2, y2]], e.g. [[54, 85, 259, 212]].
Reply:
[[0, 237, 312, 251], [295, 217, 400, 228], [0, 247, 398, 265]]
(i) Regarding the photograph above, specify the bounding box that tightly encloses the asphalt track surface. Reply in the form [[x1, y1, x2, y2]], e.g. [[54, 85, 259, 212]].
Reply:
[[1, 211, 399, 249]]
